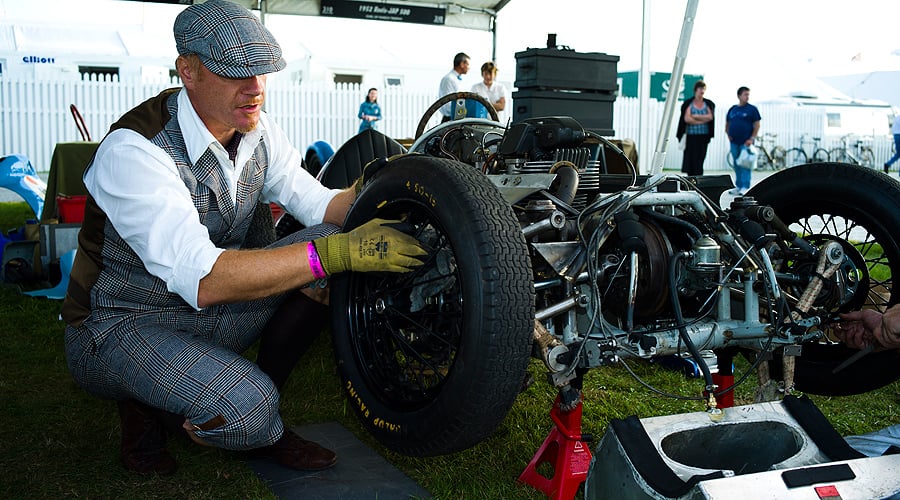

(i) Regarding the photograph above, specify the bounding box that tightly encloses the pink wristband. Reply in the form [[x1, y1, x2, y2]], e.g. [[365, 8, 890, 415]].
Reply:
[[307, 241, 327, 279]]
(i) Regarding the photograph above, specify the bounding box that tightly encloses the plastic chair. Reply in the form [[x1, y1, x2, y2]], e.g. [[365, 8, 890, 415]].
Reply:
[[0, 154, 47, 218], [25, 248, 76, 300]]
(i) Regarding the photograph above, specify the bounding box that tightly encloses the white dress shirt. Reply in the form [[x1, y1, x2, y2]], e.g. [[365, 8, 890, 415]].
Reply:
[[471, 80, 508, 123], [438, 69, 463, 118]]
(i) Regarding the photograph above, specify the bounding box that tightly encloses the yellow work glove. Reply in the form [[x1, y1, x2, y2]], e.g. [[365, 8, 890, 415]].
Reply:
[[312, 218, 427, 274]]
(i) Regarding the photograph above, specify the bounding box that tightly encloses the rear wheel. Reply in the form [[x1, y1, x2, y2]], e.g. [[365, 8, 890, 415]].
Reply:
[[860, 148, 875, 168], [748, 162, 900, 395], [331, 155, 535, 455], [811, 148, 830, 163], [770, 146, 787, 169], [785, 148, 807, 167], [755, 149, 772, 170], [829, 147, 849, 164]]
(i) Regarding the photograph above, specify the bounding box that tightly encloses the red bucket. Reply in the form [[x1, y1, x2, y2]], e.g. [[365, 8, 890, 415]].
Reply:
[[57, 195, 87, 223]]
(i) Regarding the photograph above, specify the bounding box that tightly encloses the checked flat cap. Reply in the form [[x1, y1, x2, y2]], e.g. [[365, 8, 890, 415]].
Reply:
[[174, 0, 285, 79]]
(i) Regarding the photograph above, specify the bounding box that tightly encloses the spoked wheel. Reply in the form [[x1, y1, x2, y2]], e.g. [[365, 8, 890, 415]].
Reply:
[[811, 148, 830, 163], [414, 91, 499, 139], [785, 148, 807, 167], [748, 162, 900, 395], [860, 148, 875, 169], [770, 146, 787, 170], [331, 155, 534, 456], [829, 148, 849, 164]]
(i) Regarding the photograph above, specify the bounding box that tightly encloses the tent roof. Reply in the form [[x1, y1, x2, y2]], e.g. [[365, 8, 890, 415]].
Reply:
[[212, 0, 512, 31]]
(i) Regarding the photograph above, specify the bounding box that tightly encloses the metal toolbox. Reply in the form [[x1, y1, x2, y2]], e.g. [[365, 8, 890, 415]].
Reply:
[[512, 89, 615, 136], [514, 48, 619, 92]]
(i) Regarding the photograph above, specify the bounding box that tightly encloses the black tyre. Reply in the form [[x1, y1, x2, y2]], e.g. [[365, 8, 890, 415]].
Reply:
[[331, 155, 535, 456], [785, 148, 807, 167], [748, 162, 900, 395]]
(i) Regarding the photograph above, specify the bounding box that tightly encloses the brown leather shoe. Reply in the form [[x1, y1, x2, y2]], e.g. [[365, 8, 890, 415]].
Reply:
[[117, 400, 178, 475], [260, 430, 337, 471]]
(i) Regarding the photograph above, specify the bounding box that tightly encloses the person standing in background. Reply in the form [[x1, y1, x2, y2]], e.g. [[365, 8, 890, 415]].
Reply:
[[675, 80, 715, 176], [357, 87, 381, 134], [884, 114, 900, 174], [725, 86, 761, 195], [438, 52, 470, 123], [471, 61, 507, 124]]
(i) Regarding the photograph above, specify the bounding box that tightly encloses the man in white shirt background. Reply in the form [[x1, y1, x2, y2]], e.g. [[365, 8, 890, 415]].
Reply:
[[438, 52, 470, 122]]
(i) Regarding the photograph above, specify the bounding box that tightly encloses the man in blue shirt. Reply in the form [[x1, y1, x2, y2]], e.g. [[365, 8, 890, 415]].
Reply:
[[725, 86, 761, 194]]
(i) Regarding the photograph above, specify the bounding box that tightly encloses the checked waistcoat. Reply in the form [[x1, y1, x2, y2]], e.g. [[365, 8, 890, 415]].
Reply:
[[62, 88, 270, 329]]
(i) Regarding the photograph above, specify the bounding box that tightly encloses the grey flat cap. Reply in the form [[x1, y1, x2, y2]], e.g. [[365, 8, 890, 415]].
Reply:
[[174, 0, 285, 79]]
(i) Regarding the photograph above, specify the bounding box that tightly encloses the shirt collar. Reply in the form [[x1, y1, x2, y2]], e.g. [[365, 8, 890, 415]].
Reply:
[[177, 88, 265, 167]]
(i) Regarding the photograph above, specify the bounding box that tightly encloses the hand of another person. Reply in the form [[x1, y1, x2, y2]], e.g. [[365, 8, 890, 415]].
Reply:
[[838, 305, 900, 350], [878, 305, 900, 348], [837, 309, 882, 349], [312, 218, 427, 275]]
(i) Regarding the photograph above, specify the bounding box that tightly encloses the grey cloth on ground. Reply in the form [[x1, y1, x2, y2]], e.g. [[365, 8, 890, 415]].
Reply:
[[845, 424, 900, 457]]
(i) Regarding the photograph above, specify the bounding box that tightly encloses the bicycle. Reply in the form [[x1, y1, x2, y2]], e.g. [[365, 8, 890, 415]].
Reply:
[[726, 132, 785, 170], [829, 134, 875, 168], [784, 134, 830, 166]]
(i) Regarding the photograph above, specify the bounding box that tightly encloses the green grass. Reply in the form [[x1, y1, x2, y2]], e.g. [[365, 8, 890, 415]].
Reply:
[[1, 201, 898, 499]]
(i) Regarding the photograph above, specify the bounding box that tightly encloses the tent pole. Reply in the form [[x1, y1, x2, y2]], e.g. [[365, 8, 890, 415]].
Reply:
[[649, 0, 700, 175], [491, 15, 498, 62], [637, 0, 651, 175]]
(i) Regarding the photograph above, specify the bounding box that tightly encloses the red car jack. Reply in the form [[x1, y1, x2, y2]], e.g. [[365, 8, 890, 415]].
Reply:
[[518, 394, 592, 499]]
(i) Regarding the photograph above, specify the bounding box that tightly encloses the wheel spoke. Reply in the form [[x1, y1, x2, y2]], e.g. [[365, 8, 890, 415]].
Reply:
[[789, 211, 891, 312]]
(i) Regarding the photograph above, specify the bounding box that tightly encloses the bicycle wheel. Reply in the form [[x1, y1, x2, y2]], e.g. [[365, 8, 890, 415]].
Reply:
[[811, 148, 830, 163], [830, 148, 850, 164], [860, 147, 875, 168], [770, 146, 786, 169], [785, 148, 807, 167], [755, 149, 772, 170]]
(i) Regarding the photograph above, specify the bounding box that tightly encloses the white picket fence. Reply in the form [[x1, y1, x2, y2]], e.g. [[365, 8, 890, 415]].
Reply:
[[0, 75, 894, 173]]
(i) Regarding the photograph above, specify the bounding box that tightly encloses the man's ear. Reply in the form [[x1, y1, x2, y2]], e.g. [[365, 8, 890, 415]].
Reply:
[[176, 56, 196, 89]]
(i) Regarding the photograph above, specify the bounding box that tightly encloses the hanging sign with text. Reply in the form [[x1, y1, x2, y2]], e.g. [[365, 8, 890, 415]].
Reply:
[[320, 0, 446, 26]]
